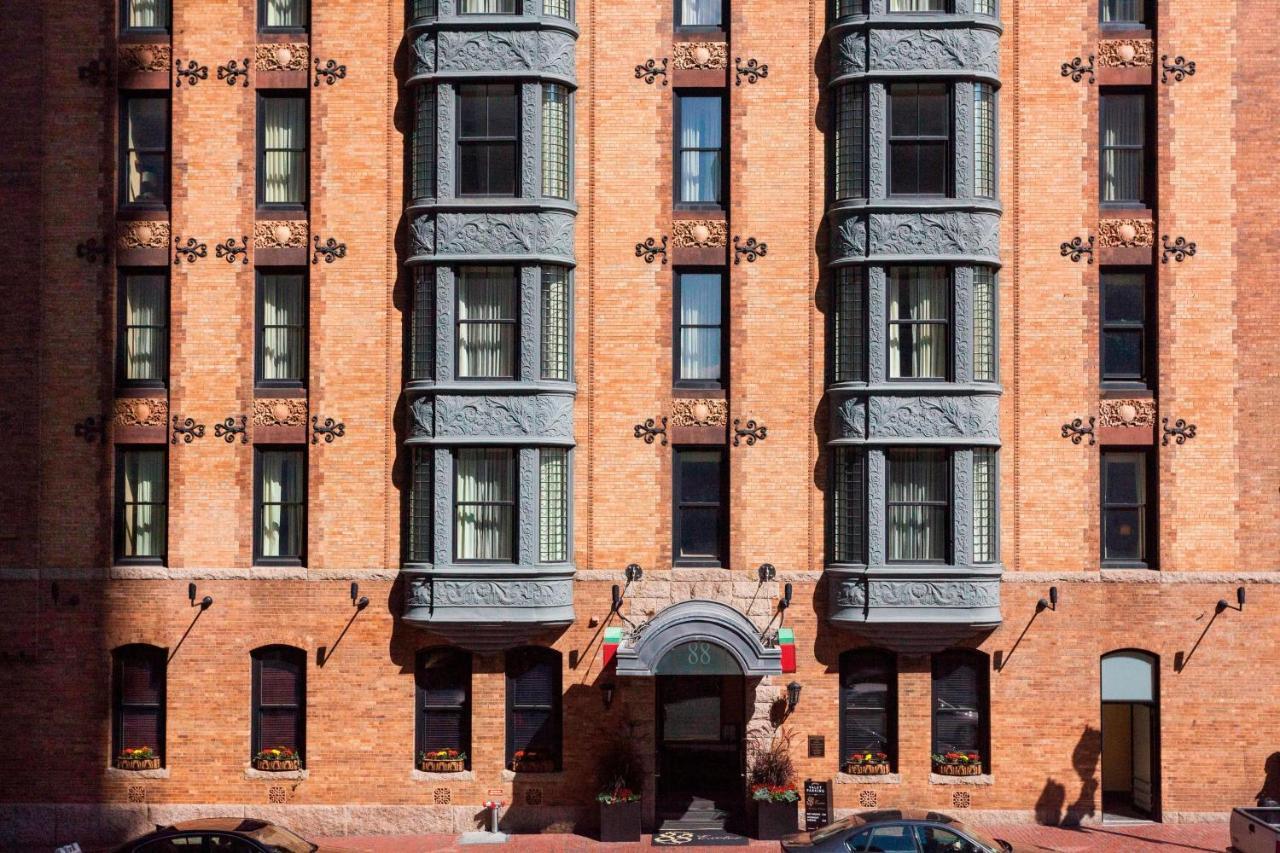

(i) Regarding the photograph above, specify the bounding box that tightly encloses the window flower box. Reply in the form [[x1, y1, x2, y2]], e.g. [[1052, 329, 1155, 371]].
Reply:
[[115, 747, 160, 771], [932, 751, 983, 776], [843, 752, 890, 775], [419, 749, 467, 773], [511, 749, 555, 774], [253, 746, 300, 772]]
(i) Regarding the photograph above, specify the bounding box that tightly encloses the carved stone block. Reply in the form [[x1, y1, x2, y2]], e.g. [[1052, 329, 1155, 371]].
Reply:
[[869, 396, 1000, 441], [833, 577, 1001, 610], [255, 43, 309, 72], [1097, 218, 1154, 248], [113, 398, 169, 428], [428, 30, 576, 80], [869, 212, 1000, 260], [253, 221, 309, 250], [672, 42, 729, 70], [671, 399, 728, 427], [835, 398, 867, 439], [870, 28, 999, 75], [415, 395, 575, 441], [1098, 398, 1156, 428], [411, 212, 574, 260], [833, 31, 867, 76], [252, 398, 308, 427], [1098, 39, 1154, 68], [671, 220, 728, 248], [118, 44, 171, 74], [117, 221, 170, 251]]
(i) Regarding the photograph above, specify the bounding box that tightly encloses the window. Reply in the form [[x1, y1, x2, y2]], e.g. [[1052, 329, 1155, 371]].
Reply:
[[888, 83, 950, 197], [506, 647, 562, 770], [259, 0, 307, 30], [835, 0, 867, 17], [1101, 271, 1149, 386], [251, 646, 306, 766], [255, 448, 306, 563], [540, 267, 570, 381], [973, 449, 997, 563], [1100, 93, 1147, 204], [409, 448, 433, 563], [913, 826, 991, 853], [458, 84, 519, 197], [459, 0, 517, 12], [412, 0, 438, 18], [833, 267, 866, 383], [1101, 0, 1145, 25], [412, 87, 436, 200], [675, 271, 724, 387], [932, 649, 989, 771], [974, 84, 996, 198], [542, 85, 570, 199], [888, 266, 949, 380], [889, 0, 948, 10], [862, 826, 917, 853], [543, 0, 571, 18], [973, 0, 997, 14], [674, 448, 726, 566], [118, 271, 168, 386], [456, 266, 518, 379], [887, 448, 949, 562], [676, 94, 724, 205], [677, 0, 722, 29], [834, 84, 867, 200], [972, 267, 996, 382], [1102, 450, 1152, 565], [455, 448, 516, 561], [256, 271, 307, 386], [123, 0, 169, 32], [840, 649, 896, 769], [113, 644, 166, 765], [258, 94, 308, 206], [832, 447, 865, 563], [411, 267, 435, 382], [540, 448, 569, 562], [121, 95, 168, 207], [116, 448, 167, 562], [416, 649, 471, 766]]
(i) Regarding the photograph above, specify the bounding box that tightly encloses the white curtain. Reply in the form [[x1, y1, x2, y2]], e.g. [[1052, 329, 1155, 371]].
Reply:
[[260, 451, 303, 558], [678, 273, 721, 381], [888, 450, 947, 561], [128, 0, 169, 28], [125, 274, 165, 381], [458, 267, 516, 378], [680, 97, 722, 203], [261, 274, 304, 381], [459, 0, 516, 11], [123, 451, 165, 557], [263, 98, 306, 204], [1102, 95, 1143, 202], [1101, 0, 1142, 23], [889, 0, 946, 10], [265, 0, 306, 27], [455, 449, 514, 560], [888, 267, 948, 379], [126, 99, 165, 203], [680, 0, 722, 25]]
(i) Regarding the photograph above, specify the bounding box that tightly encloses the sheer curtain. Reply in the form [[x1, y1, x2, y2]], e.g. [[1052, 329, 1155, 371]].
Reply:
[[889, 0, 946, 10], [457, 267, 516, 378], [261, 274, 304, 381], [265, 0, 307, 27], [128, 0, 169, 28], [123, 451, 165, 557], [455, 449, 514, 560], [680, 0, 722, 26], [260, 451, 303, 558], [680, 97, 722, 203], [263, 98, 306, 204], [125, 274, 165, 381], [888, 449, 947, 561], [678, 273, 721, 381], [1102, 95, 1143, 202], [888, 267, 948, 378], [126, 98, 165, 203], [1101, 0, 1142, 23], [459, 0, 517, 12]]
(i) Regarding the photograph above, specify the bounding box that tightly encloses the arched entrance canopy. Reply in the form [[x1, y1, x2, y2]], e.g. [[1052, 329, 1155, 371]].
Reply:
[[615, 599, 782, 676]]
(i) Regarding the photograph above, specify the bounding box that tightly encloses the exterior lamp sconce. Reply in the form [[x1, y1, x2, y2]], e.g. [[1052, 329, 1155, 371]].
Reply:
[[601, 682, 616, 709], [758, 562, 776, 583], [350, 582, 369, 610], [786, 681, 802, 713], [1217, 586, 1246, 614], [188, 582, 213, 610], [780, 582, 793, 611], [611, 584, 623, 612], [625, 563, 644, 584], [1036, 586, 1059, 613]]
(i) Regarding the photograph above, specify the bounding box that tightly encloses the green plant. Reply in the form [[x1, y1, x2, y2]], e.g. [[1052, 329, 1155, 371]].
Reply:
[[253, 746, 298, 763], [596, 730, 644, 805], [932, 751, 982, 767], [420, 748, 467, 762], [747, 726, 798, 801]]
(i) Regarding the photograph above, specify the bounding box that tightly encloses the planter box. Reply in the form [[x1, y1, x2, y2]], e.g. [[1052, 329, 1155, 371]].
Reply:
[[511, 759, 556, 773], [254, 758, 300, 772], [115, 757, 161, 771], [843, 762, 890, 775], [599, 799, 642, 843], [933, 762, 983, 776], [754, 799, 798, 841], [419, 757, 466, 773]]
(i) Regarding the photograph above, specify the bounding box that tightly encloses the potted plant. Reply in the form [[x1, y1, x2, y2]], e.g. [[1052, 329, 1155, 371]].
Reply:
[[932, 751, 984, 776], [419, 748, 467, 773], [115, 746, 161, 771], [843, 751, 891, 775], [253, 746, 300, 772], [510, 748, 556, 774], [596, 734, 644, 842], [747, 728, 799, 840]]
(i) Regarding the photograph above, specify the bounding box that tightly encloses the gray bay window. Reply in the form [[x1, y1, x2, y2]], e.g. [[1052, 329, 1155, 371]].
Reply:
[[456, 266, 518, 380], [887, 448, 949, 562], [888, 266, 949, 380], [458, 84, 519, 197], [454, 448, 516, 562]]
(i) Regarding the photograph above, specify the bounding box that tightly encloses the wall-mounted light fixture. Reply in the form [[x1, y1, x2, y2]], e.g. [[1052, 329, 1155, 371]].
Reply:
[[625, 563, 644, 583], [781, 582, 793, 610], [758, 563, 776, 583], [601, 682, 616, 709], [1217, 586, 1246, 614], [350, 582, 369, 610], [612, 584, 623, 612], [1036, 586, 1059, 613], [188, 582, 213, 610], [786, 681, 802, 712]]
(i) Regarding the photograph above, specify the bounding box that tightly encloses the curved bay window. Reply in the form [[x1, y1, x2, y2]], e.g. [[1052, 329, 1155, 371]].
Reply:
[[454, 448, 516, 561], [542, 85, 570, 200], [834, 84, 867, 201], [833, 267, 866, 383], [416, 648, 472, 768], [540, 267, 571, 381], [887, 448, 949, 562], [458, 83, 519, 197], [412, 87, 436, 200], [840, 649, 896, 771], [251, 645, 306, 766], [113, 644, 166, 767], [889, 0, 949, 9], [831, 446, 866, 563], [888, 82, 951, 197], [539, 448, 569, 563], [506, 647, 562, 771], [931, 649, 989, 772]]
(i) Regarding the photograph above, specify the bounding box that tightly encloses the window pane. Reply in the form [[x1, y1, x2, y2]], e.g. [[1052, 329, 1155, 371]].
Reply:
[[124, 98, 168, 204], [1101, 94, 1145, 203], [258, 450, 305, 559], [835, 84, 866, 200], [932, 652, 985, 757], [1103, 453, 1144, 504], [888, 267, 949, 379], [259, 274, 305, 382], [890, 0, 947, 9], [413, 87, 436, 199], [543, 0, 571, 18], [542, 85, 570, 199], [974, 84, 996, 198], [127, 0, 171, 29], [973, 449, 997, 563], [972, 267, 996, 381], [261, 97, 307, 204], [413, 0, 438, 17], [917, 85, 950, 136], [1102, 273, 1145, 322], [680, 0, 722, 26], [457, 267, 517, 379], [539, 448, 569, 562], [412, 267, 435, 382], [915, 142, 949, 195], [678, 507, 720, 558], [120, 449, 166, 559], [836, 0, 867, 15], [1101, 0, 1143, 23], [832, 447, 865, 562], [866, 827, 917, 853], [1102, 451, 1148, 561], [1104, 508, 1144, 560], [890, 86, 918, 137], [676, 449, 724, 562], [888, 448, 948, 562], [678, 97, 723, 203], [973, 0, 996, 14], [263, 0, 307, 27], [455, 448, 514, 561], [123, 273, 167, 382], [679, 450, 722, 503], [540, 267, 570, 380], [678, 272, 722, 382], [1103, 330, 1144, 378], [834, 267, 866, 383], [409, 448, 432, 562], [459, 0, 517, 11], [458, 85, 518, 197]]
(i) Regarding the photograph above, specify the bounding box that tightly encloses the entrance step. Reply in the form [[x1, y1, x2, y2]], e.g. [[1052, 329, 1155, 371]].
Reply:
[[659, 797, 731, 832]]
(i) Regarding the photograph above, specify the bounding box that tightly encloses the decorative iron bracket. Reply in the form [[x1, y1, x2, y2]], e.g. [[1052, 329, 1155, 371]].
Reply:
[[174, 59, 208, 87], [77, 58, 108, 85], [311, 415, 346, 444], [633, 417, 668, 446], [733, 419, 768, 447], [171, 416, 206, 444], [634, 58, 669, 86], [735, 57, 768, 86], [73, 417, 102, 443], [314, 58, 347, 87], [1161, 235, 1196, 263], [1061, 417, 1096, 446], [312, 236, 347, 264], [733, 236, 767, 264], [213, 416, 247, 444], [174, 236, 207, 265], [635, 236, 668, 265], [1060, 235, 1095, 264], [1161, 417, 1197, 446], [215, 236, 249, 265], [1061, 55, 1095, 84], [76, 238, 109, 264], [217, 58, 250, 87], [1161, 55, 1196, 84]]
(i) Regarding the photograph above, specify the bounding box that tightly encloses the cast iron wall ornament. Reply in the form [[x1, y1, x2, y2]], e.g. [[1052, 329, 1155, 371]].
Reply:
[[213, 416, 247, 444], [735, 57, 768, 85], [73, 416, 102, 443], [733, 236, 767, 264], [215, 236, 249, 264], [1061, 55, 1095, 84], [634, 58, 669, 85], [77, 58, 107, 85], [1060, 235, 1095, 264], [171, 416, 206, 444], [635, 236, 668, 264], [174, 59, 209, 86], [311, 415, 346, 444], [633, 417, 668, 446], [1161, 235, 1196, 263], [174, 237, 207, 265], [733, 419, 768, 446], [312, 236, 347, 264], [314, 58, 347, 87], [1161, 417, 1197, 446], [1161, 55, 1196, 84], [76, 238, 108, 264], [217, 58, 250, 87], [1061, 416, 1096, 446]]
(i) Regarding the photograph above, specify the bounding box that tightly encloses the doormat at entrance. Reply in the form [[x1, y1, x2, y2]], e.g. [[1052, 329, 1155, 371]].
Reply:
[[652, 830, 750, 846]]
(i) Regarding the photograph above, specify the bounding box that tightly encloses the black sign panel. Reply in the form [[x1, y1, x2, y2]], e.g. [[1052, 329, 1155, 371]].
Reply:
[[804, 779, 831, 831]]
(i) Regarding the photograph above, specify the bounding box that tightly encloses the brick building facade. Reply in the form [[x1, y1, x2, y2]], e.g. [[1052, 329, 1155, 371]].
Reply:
[[1, 0, 1277, 847]]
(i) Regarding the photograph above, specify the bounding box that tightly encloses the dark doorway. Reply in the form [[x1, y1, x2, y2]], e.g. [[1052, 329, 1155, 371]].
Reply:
[[1101, 650, 1160, 821]]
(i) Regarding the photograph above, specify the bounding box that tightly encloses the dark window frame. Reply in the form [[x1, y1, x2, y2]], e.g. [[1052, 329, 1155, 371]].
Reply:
[[831, 0, 868, 20], [114, 446, 168, 565], [120, 0, 171, 36], [407, 446, 433, 563], [1099, 268, 1153, 389], [673, 267, 728, 390], [456, 83, 521, 199], [832, 266, 867, 384], [251, 645, 307, 767], [673, 91, 727, 210], [256, 91, 310, 209], [116, 268, 169, 389], [672, 446, 728, 568], [839, 648, 898, 771], [416, 648, 472, 768], [885, 265, 953, 382], [411, 266, 436, 383], [258, 0, 309, 33], [454, 265, 520, 381], [1101, 447, 1156, 569], [253, 446, 308, 567], [887, 82, 953, 198], [674, 0, 727, 34], [1098, 88, 1152, 208], [931, 649, 990, 770], [452, 446, 518, 563], [885, 447, 952, 564], [1099, 0, 1152, 29], [119, 93, 170, 211], [831, 445, 866, 564], [833, 82, 868, 202], [255, 268, 308, 389], [113, 643, 167, 765], [505, 646, 562, 770]]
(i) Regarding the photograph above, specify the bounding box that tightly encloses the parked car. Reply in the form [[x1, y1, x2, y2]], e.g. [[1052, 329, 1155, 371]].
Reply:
[[110, 817, 359, 853], [781, 810, 1034, 853], [1229, 805, 1280, 853]]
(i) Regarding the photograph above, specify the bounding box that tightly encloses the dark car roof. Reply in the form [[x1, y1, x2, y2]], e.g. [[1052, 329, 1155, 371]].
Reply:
[[167, 818, 276, 832], [855, 809, 961, 825]]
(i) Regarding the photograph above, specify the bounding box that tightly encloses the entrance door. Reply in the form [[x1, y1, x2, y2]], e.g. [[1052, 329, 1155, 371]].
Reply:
[[1101, 651, 1160, 821]]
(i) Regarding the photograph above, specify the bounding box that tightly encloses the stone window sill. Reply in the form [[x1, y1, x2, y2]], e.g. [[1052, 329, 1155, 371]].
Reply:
[[413, 769, 475, 782], [929, 773, 993, 785], [501, 769, 565, 782], [106, 766, 170, 780], [835, 772, 901, 785], [244, 765, 309, 781]]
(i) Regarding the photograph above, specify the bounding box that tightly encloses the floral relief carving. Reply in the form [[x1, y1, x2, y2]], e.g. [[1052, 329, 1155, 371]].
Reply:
[[834, 579, 1000, 609], [870, 29, 999, 75], [117, 220, 170, 251], [1097, 218, 1155, 248], [119, 44, 171, 74], [672, 42, 729, 70], [670, 398, 728, 427], [113, 398, 169, 428], [1097, 399, 1157, 428], [254, 43, 309, 72], [434, 30, 576, 80], [434, 395, 574, 439], [869, 396, 1000, 440], [1097, 39, 1154, 68], [252, 398, 308, 427], [408, 577, 573, 608], [870, 212, 1000, 259], [429, 212, 574, 259], [835, 216, 867, 259], [410, 397, 435, 437], [835, 32, 867, 75], [671, 220, 728, 248], [836, 398, 866, 439], [253, 221, 309, 250]]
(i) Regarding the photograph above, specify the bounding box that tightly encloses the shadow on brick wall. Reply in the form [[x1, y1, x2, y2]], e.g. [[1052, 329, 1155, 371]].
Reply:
[[1034, 726, 1101, 826]]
